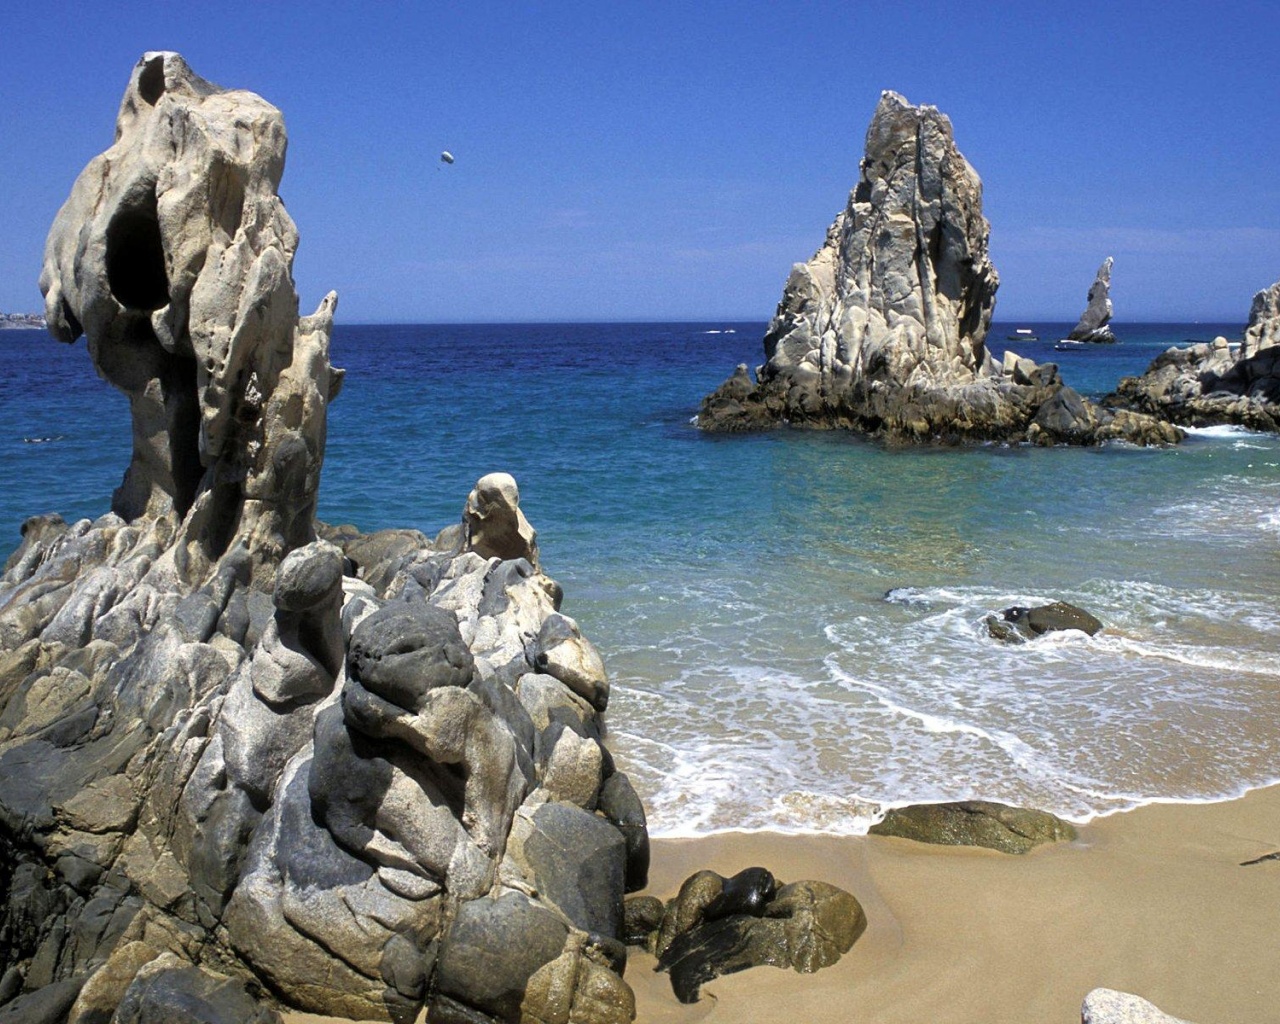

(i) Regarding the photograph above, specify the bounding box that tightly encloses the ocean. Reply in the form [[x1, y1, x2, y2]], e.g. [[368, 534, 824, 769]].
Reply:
[[3, 320, 1278, 837]]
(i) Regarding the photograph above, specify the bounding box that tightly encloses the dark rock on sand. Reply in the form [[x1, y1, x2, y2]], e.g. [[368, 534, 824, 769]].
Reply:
[[1108, 277, 1280, 431], [869, 800, 1077, 853], [1067, 257, 1118, 343], [697, 93, 1176, 447], [654, 876, 866, 1004], [622, 896, 665, 947]]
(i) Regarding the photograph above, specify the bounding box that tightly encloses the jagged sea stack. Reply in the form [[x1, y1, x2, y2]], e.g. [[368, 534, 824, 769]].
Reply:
[[1109, 276, 1280, 431], [1, 53, 644, 1024], [698, 92, 1177, 445], [1066, 257, 1117, 343]]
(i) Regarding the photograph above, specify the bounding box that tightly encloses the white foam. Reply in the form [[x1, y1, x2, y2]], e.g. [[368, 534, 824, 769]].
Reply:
[[598, 525, 1280, 837], [1182, 424, 1261, 438], [1100, 635, 1280, 678]]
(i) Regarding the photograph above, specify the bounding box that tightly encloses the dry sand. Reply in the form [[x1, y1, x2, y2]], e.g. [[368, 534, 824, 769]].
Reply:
[[286, 784, 1280, 1024]]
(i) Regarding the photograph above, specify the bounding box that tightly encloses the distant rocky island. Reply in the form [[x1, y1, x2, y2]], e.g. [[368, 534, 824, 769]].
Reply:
[[0, 312, 46, 330], [1065, 257, 1117, 344], [696, 92, 1178, 446]]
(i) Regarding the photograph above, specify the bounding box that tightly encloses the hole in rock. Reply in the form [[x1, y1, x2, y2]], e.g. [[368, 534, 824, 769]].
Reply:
[[106, 191, 169, 313], [137, 56, 166, 106], [113, 319, 204, 520], [163, 350, 204, 519]]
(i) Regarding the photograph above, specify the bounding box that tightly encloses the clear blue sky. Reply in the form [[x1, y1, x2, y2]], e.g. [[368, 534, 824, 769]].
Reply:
[[2, 1, 1277, 323]]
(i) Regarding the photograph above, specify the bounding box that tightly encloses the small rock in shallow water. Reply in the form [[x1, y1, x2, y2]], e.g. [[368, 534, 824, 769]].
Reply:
[[993, 601, 1102, 641]]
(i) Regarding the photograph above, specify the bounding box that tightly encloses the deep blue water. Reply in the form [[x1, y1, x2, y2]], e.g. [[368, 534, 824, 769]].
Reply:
[[3, 320, 1279, 835]]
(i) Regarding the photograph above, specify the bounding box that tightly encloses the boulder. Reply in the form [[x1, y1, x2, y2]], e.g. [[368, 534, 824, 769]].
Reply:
[[1067, 258, 1118, 343], [112, 956, 281, 1024], [533, 614, 610, 712], [506, 800, 626, 939], [433, 893, 633, 1024], [698, 93, 1174, 446], [988, 601, 1103, 642], [1081, 988, 1196, 1024], [869, 800, 1076, 853], [654, 873, 865, 1004]]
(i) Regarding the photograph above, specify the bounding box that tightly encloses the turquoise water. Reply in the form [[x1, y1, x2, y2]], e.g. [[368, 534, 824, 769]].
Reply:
[[3, 320, 1278, 835]]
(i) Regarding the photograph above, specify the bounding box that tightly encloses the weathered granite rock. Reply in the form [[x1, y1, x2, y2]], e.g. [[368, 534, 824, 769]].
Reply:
[[39, 52, 343, 584], [1108, 278, 1280, 431], [651, 871, 865, 1004], [1, 54, 641, 1024], [465, 473, 539, 568], [1082, 988, 1195, 1024], [112, 955, 280, 1024], [869, 800, 1076, 853], [621, 897, 664, 947], [698, 93, 1176, 446], [1067, 258, 1118, 343], [987, 601, 1103, 643]]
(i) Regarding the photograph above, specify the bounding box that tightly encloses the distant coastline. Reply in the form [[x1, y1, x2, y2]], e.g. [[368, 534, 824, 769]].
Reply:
[[0, 311, 45, 330]]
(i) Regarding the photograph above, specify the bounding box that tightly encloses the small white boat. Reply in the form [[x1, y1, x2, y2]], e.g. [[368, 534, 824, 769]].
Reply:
[[1006, 328, 1039, 341], [1053, 339, 1087, 352]]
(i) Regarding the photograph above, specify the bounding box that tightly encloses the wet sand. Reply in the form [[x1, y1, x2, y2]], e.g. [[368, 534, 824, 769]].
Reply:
[[285, 784, 1280, 1024]]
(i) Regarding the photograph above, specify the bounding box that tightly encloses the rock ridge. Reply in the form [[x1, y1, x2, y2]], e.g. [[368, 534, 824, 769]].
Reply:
[[697, 92, 1177, 446], [1106, 277, 1280, 432]]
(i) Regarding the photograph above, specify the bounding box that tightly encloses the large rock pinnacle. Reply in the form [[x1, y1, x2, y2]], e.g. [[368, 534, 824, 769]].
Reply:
[[1066, 257, 1117, 343], [39, 51, 343, 583], [759, 91, 999, 392], [698, 92, 1177, 446]]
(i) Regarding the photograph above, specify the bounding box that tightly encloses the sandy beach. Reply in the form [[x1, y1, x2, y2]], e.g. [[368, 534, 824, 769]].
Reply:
[[626, 786, 1280, 1024]]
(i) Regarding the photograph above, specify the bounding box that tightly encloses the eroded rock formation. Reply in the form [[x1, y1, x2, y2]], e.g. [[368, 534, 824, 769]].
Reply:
[[625, 868, 865, 1005], [1108, 278, 1280, 431], [1, 53, 645, 1024], [1067, 257, 1118, 343], [698, 92, 1177, 446]]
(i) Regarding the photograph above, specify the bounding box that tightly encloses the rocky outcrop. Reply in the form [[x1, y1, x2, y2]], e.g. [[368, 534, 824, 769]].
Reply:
[[39, 53, 343, 583], [698, 93, 1176, 446], [1, 53, 643, 1024], [1067, 258, 1118, 343], [869, 801, 1077, 853], [1107, 278, 1280, 431], [1082, 988, 1196, 1024], [626, 868, 865, 1004]]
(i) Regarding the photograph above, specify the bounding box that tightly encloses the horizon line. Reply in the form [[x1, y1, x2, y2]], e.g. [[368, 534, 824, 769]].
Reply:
[[328, 315, 1249, 327]]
